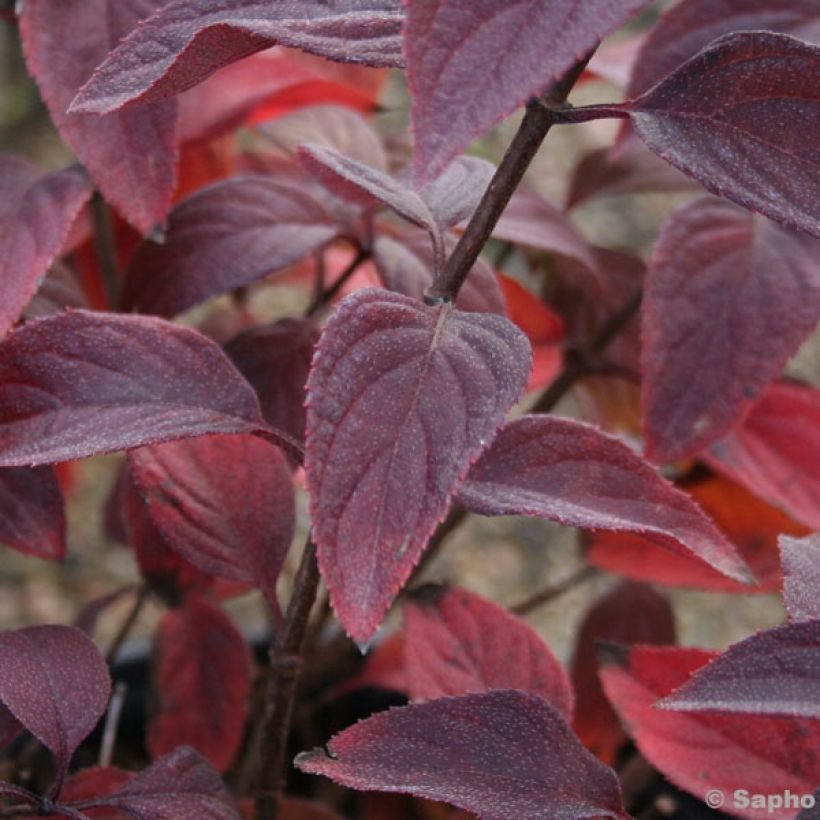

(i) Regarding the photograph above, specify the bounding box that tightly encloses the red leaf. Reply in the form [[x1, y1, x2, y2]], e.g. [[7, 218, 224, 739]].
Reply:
[[0, 311, 270, 467], [0, 157, 92, 338], [627, 0, 820, 99], [148, 598, 251, 773], [642, 196, 820, 463], [24, 263, 89, 321], [601, 645, 820, 820], [780, 533, 820, 622], [587, 472, 808, 594], [47, 767, 135, 820], [627, 32, 820, 237], [224, 319, 319, 448], [0, 625, 110, 780], [705, 381, 820, 530], [70, 1, 404, 113], [660, 620, 820, 717], [372, 231, 505, 315], [305, 289, 530, 645], [127, 434, 294, 612], [296, 690, 627, 819], [456, 416, 752, 584], [19, 0, 177, 233], [122, 175, 340, 317], [404, 0, 651, 181], [403, 585, 573, 718], [0, 467, 65, 560], [570, 583, 675, 765], [75, 746, 240, 819]]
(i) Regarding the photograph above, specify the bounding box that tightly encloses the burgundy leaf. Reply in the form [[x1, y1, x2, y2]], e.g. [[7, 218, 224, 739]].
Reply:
[[705, 381, 820, 531], [0, 467, 65, 560], [280, 797, 346, 820], [261, 104, 388, 169], [627, 32, 820, 237], [76, 746, 240, 820], [296, 690, 627, 819], [627, 0, 820, 99], [305, 289, 530, 645], [372, 230, 505, 315], [127, 433, 294, 611], [659, 620, 820, 717], [224, 319, 319, 448], [70, 0, 404, 114], [24, 263, 89, 321], [0, 157, 92, 338], [404, 0, 651, 181], [601, 645, 820, 820], [45, 766, 135, 820], [570, 583, 675, 765], [122, 174, 340, 317], [456, 416, 752, 584], [780, 533, 820, 622], [0, 311, 269, 467], [19, 0, 177, 233], [148, 598, 251, 773], [403, 584, 573, 718], [420, 156, 496, 229], [641, 196, 820, 463], [0, 625, 110, 779]]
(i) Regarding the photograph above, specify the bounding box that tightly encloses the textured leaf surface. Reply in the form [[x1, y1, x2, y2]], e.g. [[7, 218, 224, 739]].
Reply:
[[706, 382, 820, 530], [404, 0, 651, 180], [457, 416, 752, 583], [149, 598, 251, 772], [71, 0, 404, 114], [0, 466, 65, 560], [306, 289, 530, 644], [0, 625, 110, 777], [601, 645, 820, 820], [660, 621, 820, 717], [127, 434, 294, 609], [570, 583, 675, 765], [0, 311, 266, 467], [296, 690, 627, 819], [420, 156, 496, 229], [642, 197, 820, 463], [587, 473, 807, 594], [19, 0, 177, 233], [49, 766, 134, 820], [0, 157, 92, 339], [629, 32, 820, 237], [122, 175, 339, 317], [627, 0, 820, 98], [225, 319, 319, 447], [403, 585, 573, 717], [78, 746, 240, 819], [780, 534, 820, 622], [24, 263, 88, 321]]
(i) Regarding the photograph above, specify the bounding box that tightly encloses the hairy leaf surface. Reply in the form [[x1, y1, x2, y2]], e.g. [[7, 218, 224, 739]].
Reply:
[[642, 197, 820, 463], [19, 0, 177, 232], [660, 621, 820, 717], [0, 157, 92, 338], [71, 0, 404, 114], [0, 466, 65, 560], [403, 585, 573, 717], [122, 175, 339, 317], [149, 598, 251, 772], [628, 32, 820, 237], [780, 533, 820, 622], [306, 289, 530, 645], [404, 0, 651, 180], [296, 690, 627, 819], [457, 416, 752, 583], [0, 311, 267, 467], [0, 626, 110, 779]]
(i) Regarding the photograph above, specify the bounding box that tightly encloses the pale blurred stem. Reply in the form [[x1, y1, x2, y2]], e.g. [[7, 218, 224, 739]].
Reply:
[[305, 244, 370, 317], [426, 53, 592, 304], [90, 192, 121, 308], [254, 539, 321, 820]]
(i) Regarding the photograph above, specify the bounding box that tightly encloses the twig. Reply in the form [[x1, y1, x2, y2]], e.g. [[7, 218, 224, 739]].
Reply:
[[105, 585, 149, 666], [99, 681, 127, 768], [90, 192, 121, 308], [306, 246, 370, 317], [510, 565, 598, 615]]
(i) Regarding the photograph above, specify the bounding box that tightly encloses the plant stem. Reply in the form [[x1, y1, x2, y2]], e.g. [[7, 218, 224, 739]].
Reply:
[[90, 192, 121, 308], [254, 540, 321, 820], [511, 565, 598, 615], [306, 246, 370, 317], [105, 585, 149, 666]]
